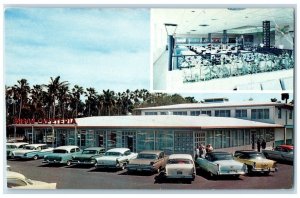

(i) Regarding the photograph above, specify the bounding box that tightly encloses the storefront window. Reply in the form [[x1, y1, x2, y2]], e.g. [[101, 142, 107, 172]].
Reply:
[[155, 130, 173, 155], [174, 131, 193, 154], [68, 130, 76, 145], [238, 129, 244, 146], [222, 130, 230, 148], [136, 130, 155, 152], [85, 130, 95, 148], [206, 130, 214, 146], [95, 130, 106, 148], [214, 130, 222, 149], [231, 129, 238, 147], [107, 131, 117, 149]]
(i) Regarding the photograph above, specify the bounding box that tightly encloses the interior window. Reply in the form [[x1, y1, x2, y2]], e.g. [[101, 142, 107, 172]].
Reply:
[[76, 148, 80, 152], [70, 148, 75, 153]]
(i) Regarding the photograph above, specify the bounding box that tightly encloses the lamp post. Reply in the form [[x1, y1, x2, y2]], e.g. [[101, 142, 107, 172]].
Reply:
[[165, 23, 177, 71]]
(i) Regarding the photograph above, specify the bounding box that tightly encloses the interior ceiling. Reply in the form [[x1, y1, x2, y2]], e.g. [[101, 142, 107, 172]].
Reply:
[[152, 8, 294, 36]]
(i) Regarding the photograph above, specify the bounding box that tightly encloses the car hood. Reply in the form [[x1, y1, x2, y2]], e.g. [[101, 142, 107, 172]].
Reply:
[[129, 159, 154, 165], [12, 149, 34, 154], [96, 156, 120, 161], [73, 154, 95, 159], [13, 180, 56, 189]]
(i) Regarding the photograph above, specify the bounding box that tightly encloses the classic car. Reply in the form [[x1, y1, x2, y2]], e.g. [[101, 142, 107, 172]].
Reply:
[[43, 145, 81, 166], [196, 151, 247, 178], [11, 144, 54, 160], [162, 154, 196, 182], [234, 150, 277, 175], [7, 142, 28, 159], [127, 150, 168, 173], [7, 171, 56, 189], [262, 145, 294, 163], [71, 147, 106, 166], [94, 148, 138, 170]]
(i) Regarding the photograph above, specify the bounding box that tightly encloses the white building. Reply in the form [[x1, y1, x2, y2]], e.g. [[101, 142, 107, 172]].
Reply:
[[136, 101, 294, 147]]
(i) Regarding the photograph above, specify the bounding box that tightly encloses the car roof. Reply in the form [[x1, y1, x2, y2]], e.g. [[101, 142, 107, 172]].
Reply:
[[7, 171, 26, 180], [106, 148, 130, 153], [54, 146, 79, 151], [83, 147, 105, 151], [168, 154, 193, 160], [209, 151, 231, 155], [6, 142, 28, 146], [278, 145, 294, 150], [139, 150, 163, 155], [235, 150, 260, 154], [25, 144, 47, 147]]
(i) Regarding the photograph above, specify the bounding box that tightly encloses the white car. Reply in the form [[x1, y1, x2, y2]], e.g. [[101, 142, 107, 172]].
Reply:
[[11, 144, 54, 160], [7, 142, 28, 158], [162, 154, 196, 182], [94, 148, 137, 169], [7, 171, 56, 189]]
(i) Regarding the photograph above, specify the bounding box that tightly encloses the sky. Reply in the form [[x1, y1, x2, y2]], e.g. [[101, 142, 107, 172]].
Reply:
[[5, 8, 150, 93]]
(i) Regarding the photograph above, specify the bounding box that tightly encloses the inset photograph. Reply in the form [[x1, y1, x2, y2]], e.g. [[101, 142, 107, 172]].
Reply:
[[151, 8, 294, 91]]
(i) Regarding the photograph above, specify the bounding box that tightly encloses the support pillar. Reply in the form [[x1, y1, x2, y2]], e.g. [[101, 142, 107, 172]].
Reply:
[[263, 20, 270, 48], [168, 35, 175, 71], [208, 33, 212, 43], [222, 30, 228, 44]]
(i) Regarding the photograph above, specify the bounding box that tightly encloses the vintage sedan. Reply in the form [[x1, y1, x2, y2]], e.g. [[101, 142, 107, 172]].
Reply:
[[7, 142, 28, 159], [94, 148, 138, 170], [11, 144, 53, 160], [162, 154, 196, 182], [43, 145, 81, 166], [234, 150, 277, 175], [262, 145, 294, 163], [7, 171, 56, 189], [127, 150, 168, 173], [196, 151, 247, 178], [71, 147, 106, 166]]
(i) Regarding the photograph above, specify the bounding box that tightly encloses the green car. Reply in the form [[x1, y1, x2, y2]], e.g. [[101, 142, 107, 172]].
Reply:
[[43, 146, 81, 166], [71, 147, 106, 166]]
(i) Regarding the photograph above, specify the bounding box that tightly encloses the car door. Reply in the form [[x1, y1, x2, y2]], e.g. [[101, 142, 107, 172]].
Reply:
[[270, 147, 282, 160]]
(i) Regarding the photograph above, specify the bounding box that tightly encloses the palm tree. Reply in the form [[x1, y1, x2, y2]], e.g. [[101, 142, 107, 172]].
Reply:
[[44, 76, 69, 119], [71, 85, 84, 118], [96, 94, 104, 116], [84, 87, 97, 117], [13, 79, 30, 119], [103, 89, 115, 116], [30, 85, 46, 119]]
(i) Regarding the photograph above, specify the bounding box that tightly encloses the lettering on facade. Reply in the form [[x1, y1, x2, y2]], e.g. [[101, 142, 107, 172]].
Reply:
[[13, 118, 77, 125]]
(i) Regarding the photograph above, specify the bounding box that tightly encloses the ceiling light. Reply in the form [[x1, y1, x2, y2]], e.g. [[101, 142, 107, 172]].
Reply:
[[199, 24, 209, 27], [164, 23, 178, 36], [191, 10, 195, 13], [191, 30, 196, 31], [227, 8, 246, 11], [211, 18, 217, 21]]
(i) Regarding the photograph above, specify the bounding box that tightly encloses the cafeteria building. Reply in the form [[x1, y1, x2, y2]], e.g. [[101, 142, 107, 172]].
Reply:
[[10, 114, 284, 155]]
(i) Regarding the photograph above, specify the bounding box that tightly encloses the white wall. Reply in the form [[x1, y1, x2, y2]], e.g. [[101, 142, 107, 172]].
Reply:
[[275, 31, 294, 50], [152, 22, 167, 63]]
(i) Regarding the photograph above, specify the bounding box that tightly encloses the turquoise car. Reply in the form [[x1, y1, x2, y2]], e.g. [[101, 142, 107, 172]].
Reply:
[[7, 142, 28, 159], [43, 146, 81, 166], [11, 144, 54, 160], [71, 147, 106, 166], [196, 151, 247, 178]]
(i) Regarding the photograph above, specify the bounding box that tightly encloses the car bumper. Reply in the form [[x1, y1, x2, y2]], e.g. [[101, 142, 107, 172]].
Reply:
[[95, 164, 119, 169], [218, 171, 246, 175], [43, 160, 63, 164], [71, 160, 95, 165], [127, 166, 156, 172], [252, 167, 277, 172], [165, 174, 195, 179]]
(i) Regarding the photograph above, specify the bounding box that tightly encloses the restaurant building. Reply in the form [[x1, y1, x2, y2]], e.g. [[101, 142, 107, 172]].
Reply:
[[10, 115, 283, 155]]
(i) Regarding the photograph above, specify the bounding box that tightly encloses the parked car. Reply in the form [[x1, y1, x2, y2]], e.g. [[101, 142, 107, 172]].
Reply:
[[94, 148, 138, 170], [162, 154, 196, 182], [43, 146, 81, 166], [71, 147, 106, 166], [7, 171, 56, 189], [11, 144, 54, 160], [234, 150, 277, 175], [262, 145, 294, 163], [7, 142, 28, 159], [127, 150, 168, 173], [196, 151, 247, 178]]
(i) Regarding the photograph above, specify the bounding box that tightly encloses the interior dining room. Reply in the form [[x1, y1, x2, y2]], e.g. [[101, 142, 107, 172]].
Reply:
[[151, 8, 294, 91]]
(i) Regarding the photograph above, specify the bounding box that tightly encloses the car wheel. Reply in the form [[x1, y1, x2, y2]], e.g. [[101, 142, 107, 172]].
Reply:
[[66, 160, 72, 166], [209, 172, 215, 179], [264, 171, 270, 176], [247, 165, 253, 174], [33, 155, 38, 160]]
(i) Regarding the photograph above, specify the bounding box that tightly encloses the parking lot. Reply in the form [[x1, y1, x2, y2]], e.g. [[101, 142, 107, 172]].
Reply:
[[7, 159, 294, 191]]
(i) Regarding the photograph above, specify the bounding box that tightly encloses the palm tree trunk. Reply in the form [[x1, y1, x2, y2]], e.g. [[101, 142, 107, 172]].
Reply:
[[18, 99, 22, 119]]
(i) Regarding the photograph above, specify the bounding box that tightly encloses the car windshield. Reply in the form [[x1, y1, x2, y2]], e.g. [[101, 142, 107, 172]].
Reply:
[[168, 159, 193, 164], [105, 152, 121, 156], [53, 149, 68, 154], [211, 154, 233, 161], [7, 145, 17, 149], [24, 146, 36, 150], [137, 154, 158, 159], [82, 150, 97, 154], [249, 153, 266, 159]]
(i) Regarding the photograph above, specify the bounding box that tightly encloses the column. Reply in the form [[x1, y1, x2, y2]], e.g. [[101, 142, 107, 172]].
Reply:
[[263, 21, 270, 48], [208, 33, 212, 43], [168, 35, 175, 71], [222, 30, 228, 44]]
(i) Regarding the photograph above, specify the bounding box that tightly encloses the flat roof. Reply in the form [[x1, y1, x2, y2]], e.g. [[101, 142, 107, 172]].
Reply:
[[136, 101, 293, 111], [12, 115, 283, 129]]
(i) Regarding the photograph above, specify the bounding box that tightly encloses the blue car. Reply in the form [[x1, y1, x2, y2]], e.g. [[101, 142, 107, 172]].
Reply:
[[43, 146, 81, 166]]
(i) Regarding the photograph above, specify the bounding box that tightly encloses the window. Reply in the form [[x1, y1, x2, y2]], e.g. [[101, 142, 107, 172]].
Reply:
[[145, 112, 158, 115], [136, 131, 155, 152], [160, 112, 167, 115], [173, 111, 187, 115], [278, 108, 282, 119], [289, 110, 293, 119], [70, 148, 75, 153], [251, 109, 270, 119], [235, 109, 247, 118], [201, 110, 212, 116], [215, 110, 231, 117], [191, 111, 201, 116]]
